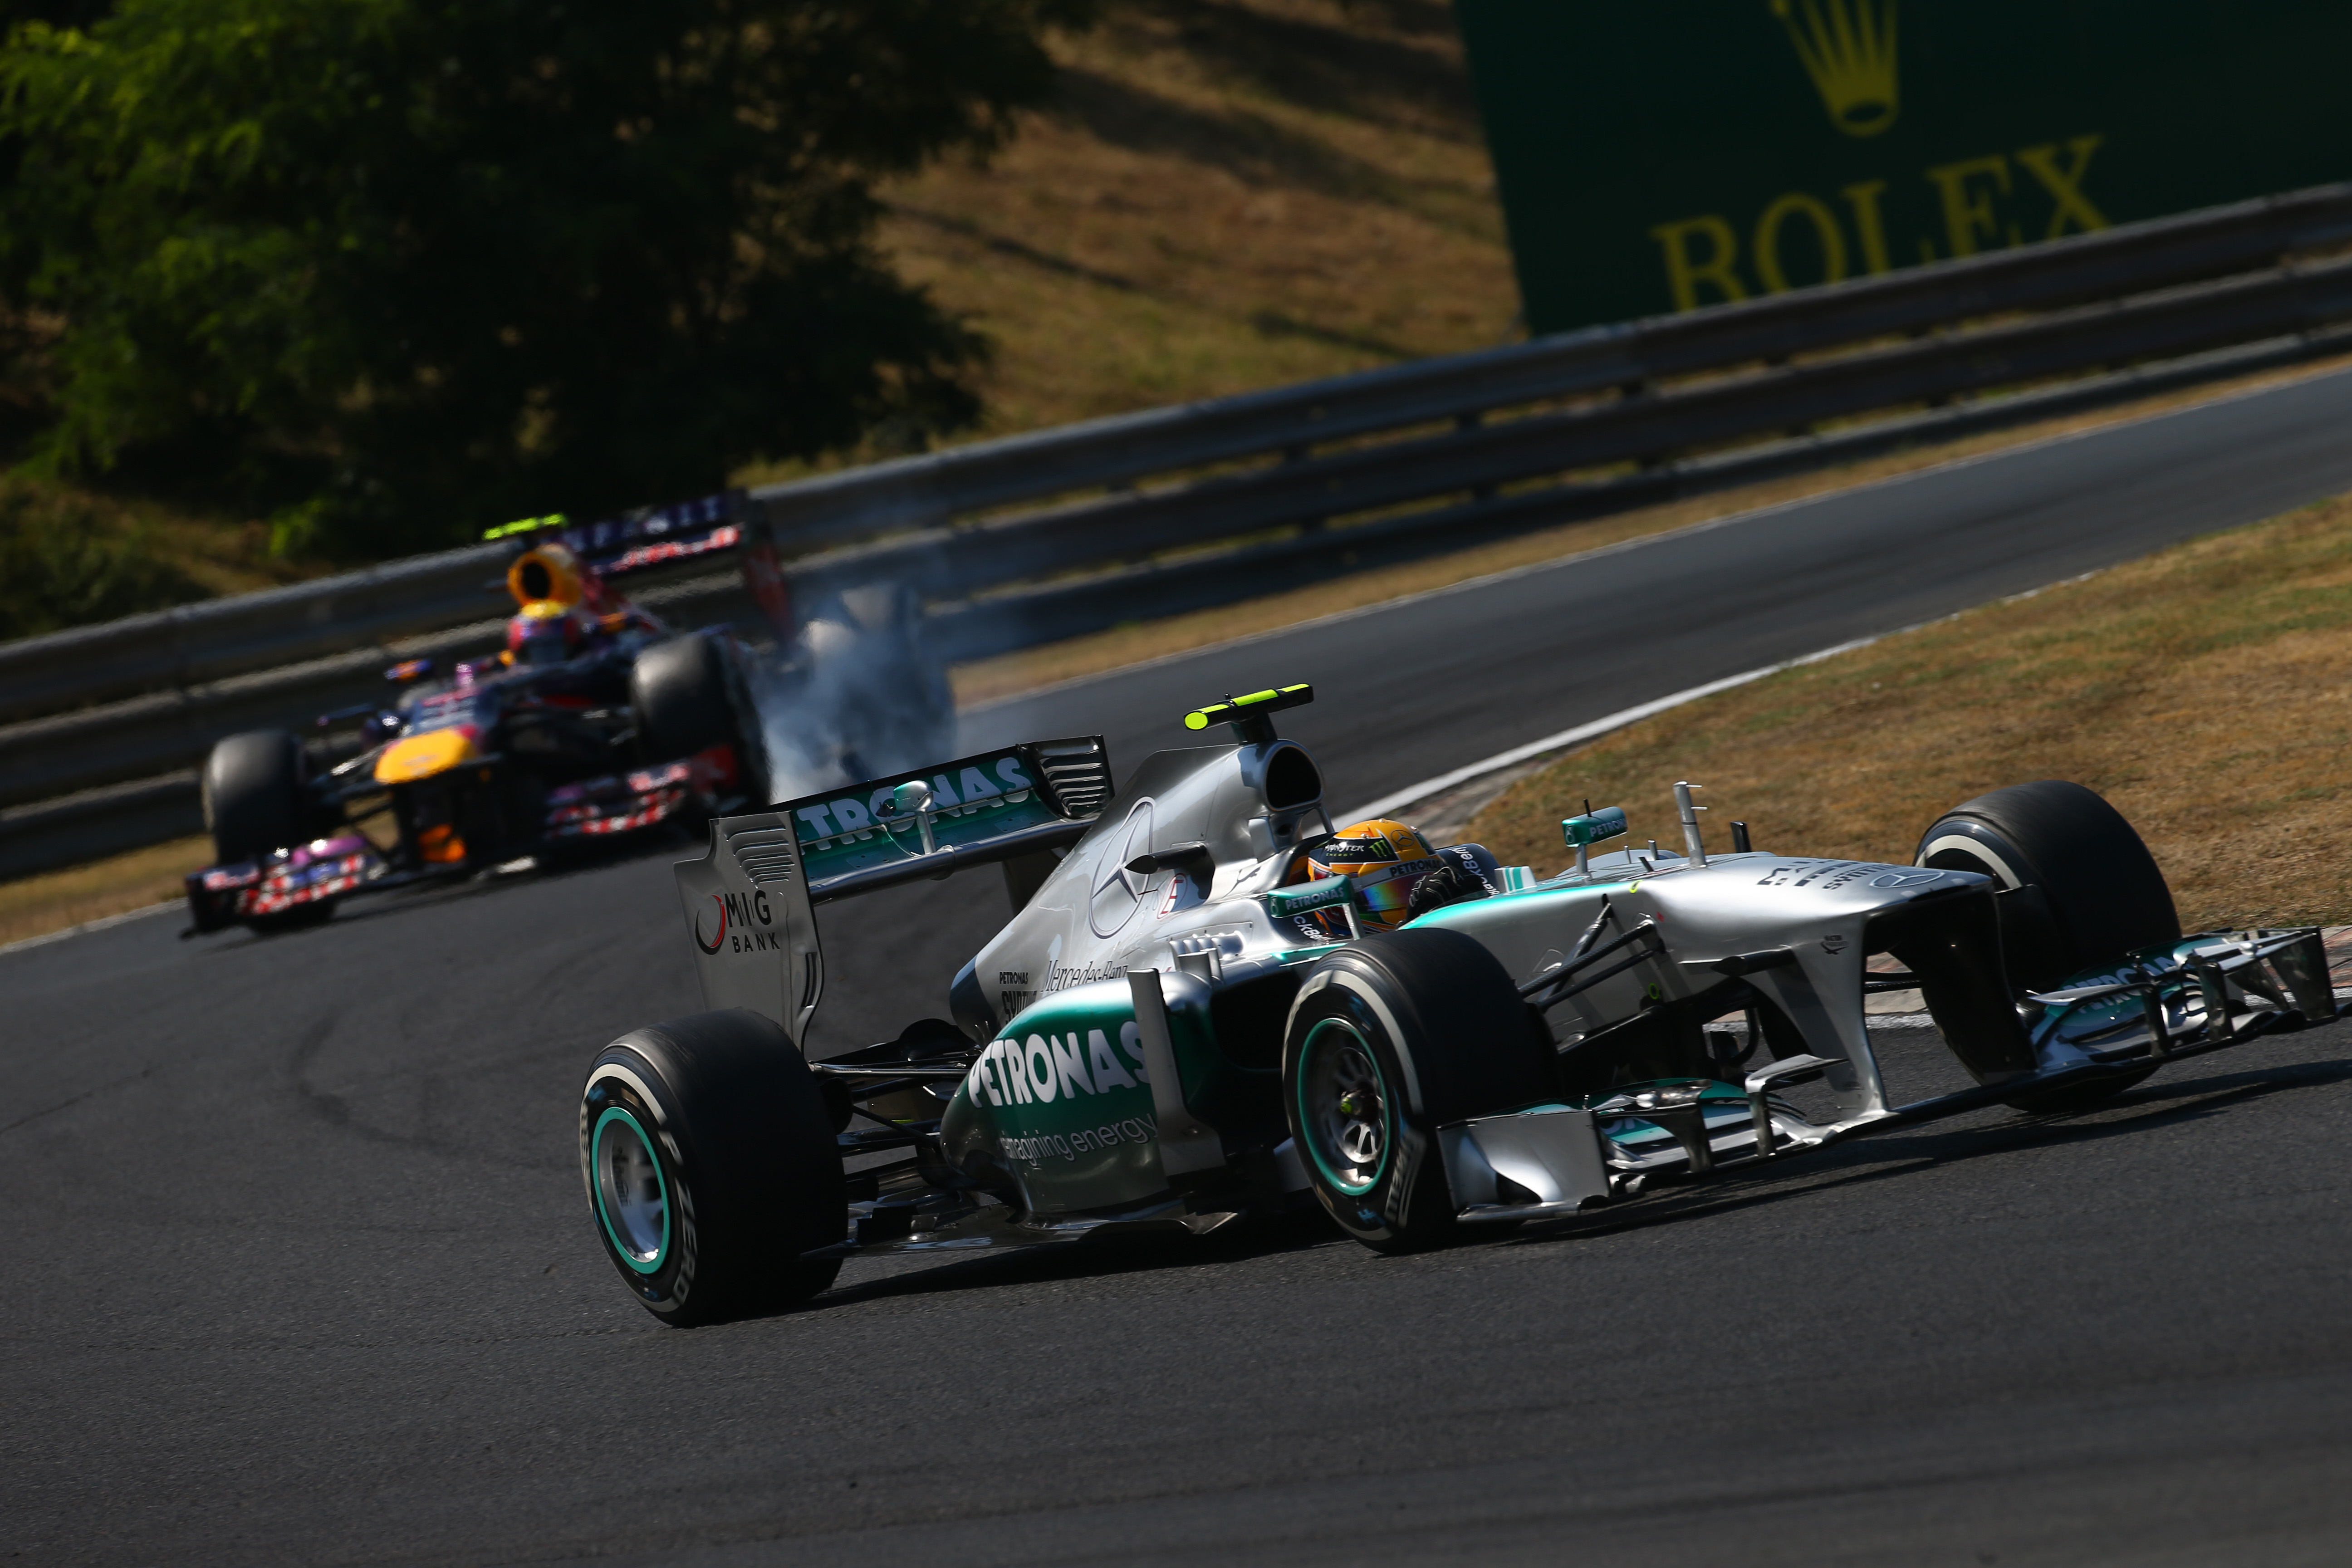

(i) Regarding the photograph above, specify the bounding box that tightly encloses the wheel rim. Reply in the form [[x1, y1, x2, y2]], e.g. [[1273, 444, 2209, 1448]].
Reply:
[[592, 1106, 669, 1274], [1296, 1018, 1391, 1196]]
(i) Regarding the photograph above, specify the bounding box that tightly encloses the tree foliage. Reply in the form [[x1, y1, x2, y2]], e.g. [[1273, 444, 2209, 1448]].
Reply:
[[0, 475, 204, 638], [0, 0, 1087, 554]]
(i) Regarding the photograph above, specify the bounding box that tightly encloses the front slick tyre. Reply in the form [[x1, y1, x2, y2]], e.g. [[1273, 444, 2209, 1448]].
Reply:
[[1916, 779, 2181, 1114], [580, 1009, 843, 1327], [1282, 929, 1556, 1255]]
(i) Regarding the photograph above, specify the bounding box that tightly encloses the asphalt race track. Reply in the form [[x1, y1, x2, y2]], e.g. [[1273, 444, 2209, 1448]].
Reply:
[[12, 368, 2352, 1565]]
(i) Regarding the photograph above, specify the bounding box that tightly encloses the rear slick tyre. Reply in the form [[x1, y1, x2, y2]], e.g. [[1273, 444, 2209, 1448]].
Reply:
[[580, 1009, 843, 1326], [631, 632, 766, 802], [1281, 929, 1556, 1254]]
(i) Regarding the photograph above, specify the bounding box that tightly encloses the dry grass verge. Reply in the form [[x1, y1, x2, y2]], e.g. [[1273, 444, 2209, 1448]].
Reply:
[[740, 0, 1516, 485], [0, 834, 207, 949], [875, 0, 1514, 435], [1464, 495, 2352, 932]]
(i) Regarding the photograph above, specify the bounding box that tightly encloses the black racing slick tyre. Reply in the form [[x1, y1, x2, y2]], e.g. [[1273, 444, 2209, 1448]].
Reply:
[[202, 730, 310, 865], [1914, 780, 2180, 990], [631, 633, 766, 801], [1916, 780, 2180, 1113], [579, 1009, 843, 1327], [1281, 929, 1557, 1254]]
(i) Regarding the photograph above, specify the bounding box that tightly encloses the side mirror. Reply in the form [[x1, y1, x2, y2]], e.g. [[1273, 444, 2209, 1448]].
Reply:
[[1126, 841, 1215, 885]]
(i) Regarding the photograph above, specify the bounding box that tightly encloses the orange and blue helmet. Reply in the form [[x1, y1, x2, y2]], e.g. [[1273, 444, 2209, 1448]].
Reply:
[[1309, 819, 1441, 931]]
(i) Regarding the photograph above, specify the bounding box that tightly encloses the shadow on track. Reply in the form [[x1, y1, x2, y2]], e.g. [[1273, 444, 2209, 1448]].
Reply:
[[179, 821, 701, 954], [725, 1047, 2352, 1323], [762, 1210, 1352, 1320], [1509, 1051, 2352, 1249]]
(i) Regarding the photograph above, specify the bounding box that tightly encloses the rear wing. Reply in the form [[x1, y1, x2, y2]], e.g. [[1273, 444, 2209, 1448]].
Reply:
[[485, 491, 742, 581], [781, 736, 1113, 902], [674, 736, 1112, 1042]]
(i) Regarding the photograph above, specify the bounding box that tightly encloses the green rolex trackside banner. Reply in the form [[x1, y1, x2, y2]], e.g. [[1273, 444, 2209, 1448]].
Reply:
[[1454, 1, 2352, 333]]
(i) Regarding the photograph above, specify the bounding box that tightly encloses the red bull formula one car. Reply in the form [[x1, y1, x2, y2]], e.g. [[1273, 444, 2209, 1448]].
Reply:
[[185, 524, 768, 932]]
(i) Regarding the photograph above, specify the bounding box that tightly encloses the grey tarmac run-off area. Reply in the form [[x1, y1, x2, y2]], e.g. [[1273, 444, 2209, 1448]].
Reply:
[[14, 367, 2352, 1564]]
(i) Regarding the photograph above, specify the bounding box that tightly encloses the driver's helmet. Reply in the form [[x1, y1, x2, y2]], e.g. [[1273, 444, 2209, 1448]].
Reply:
[[1309, 819, 1441, 932], [507, 600, 586, 667]]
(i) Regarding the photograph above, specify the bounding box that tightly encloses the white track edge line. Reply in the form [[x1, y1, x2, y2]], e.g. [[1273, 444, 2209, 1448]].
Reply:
[[962, 358, 2352, 718], [1331, 634, 1887, 825], [0, 898, 178, 959], [1338, 560, 2112, 826]]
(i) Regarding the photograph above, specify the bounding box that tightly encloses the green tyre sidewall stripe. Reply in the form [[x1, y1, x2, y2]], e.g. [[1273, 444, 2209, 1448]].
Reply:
[[1296, 1016, 1392, 1198], [593, 1105, 670, 1275]]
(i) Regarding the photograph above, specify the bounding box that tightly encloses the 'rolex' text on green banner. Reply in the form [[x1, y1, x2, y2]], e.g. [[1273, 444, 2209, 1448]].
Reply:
[[1454, 2, 2352, 333]]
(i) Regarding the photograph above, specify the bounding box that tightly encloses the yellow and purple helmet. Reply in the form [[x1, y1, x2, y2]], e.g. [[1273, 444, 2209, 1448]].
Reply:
[[1309, 819, 1440, 931], [506, 598, 588, 666]]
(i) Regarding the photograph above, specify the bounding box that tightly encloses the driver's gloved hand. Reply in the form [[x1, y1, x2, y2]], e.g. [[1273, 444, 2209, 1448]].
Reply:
[[1406, 860, 1483, 918]]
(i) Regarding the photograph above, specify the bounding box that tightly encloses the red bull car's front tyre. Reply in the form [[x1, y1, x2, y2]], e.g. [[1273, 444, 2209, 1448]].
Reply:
[[203, 729, 312, 866]]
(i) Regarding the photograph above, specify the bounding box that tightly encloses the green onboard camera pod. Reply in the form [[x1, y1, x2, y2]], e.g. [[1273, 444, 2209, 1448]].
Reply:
[[1561, 806, 1628, 877]]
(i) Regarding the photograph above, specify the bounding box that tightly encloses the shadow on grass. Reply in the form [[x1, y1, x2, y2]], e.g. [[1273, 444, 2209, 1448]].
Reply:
[[1113, 0, 1481, 137], [882, 201, 1149, 295], [1250, 309, 1416, 360], [1054, 67, 1480, 223]]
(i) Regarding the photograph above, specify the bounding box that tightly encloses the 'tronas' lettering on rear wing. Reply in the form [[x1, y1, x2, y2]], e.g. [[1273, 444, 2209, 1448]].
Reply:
[[779, 736, 1113, 903]]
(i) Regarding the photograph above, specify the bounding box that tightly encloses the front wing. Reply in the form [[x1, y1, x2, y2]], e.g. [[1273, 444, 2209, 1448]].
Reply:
[[183, 745, 744, 931]]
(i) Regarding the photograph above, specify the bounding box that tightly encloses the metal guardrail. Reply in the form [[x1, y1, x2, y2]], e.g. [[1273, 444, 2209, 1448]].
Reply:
[[744, 182, 2352, 551], [0, 543, 512, 727], [9, 182, 2352, 879]]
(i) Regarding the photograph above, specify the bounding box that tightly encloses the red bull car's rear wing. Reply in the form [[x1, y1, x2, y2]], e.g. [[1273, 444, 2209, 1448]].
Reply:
[[483, 492, 742, 580]]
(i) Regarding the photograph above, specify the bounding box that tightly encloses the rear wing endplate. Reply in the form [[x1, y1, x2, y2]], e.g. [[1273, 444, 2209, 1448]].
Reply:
[[674, 736, 1112, 1040], [675, 813, 827, 1046]]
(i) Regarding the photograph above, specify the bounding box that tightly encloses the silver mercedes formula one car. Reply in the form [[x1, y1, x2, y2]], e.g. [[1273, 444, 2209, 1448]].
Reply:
[[578, 683, 2335, 1325]]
